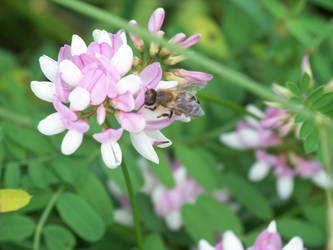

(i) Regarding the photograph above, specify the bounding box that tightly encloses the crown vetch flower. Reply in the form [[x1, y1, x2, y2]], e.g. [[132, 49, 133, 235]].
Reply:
[[198, 221, 305, 250], [31, 8, 212, 168]]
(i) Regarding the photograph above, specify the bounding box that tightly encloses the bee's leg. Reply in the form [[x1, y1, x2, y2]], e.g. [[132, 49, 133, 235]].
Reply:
[[157, 113, 170, 118], [147, 106, 157, 111], [168, 110, 173, 118]]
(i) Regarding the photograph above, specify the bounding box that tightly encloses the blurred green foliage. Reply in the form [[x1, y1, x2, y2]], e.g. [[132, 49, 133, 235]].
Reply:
[[0, 0, 332, 249]]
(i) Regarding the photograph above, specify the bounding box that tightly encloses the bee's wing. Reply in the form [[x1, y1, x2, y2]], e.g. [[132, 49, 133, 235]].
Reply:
[[170, 82, 207, 95]]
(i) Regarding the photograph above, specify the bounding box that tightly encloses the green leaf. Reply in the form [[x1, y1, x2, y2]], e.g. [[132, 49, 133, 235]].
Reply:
[[294, 113, 307, 123], [309, 0, 333, 10], [43, 224, 76, 250], [302, 205, 326, 229], [313, 92, 333, 109], [4, 122, 52, 154], [181, 204, 215, 243], [175, 145, 220, 191], [307, 86, 324, 104], [304, 129, 319, 153], [196, 195, 243, 235], [75, 173, 114, 226], [299, 120, 315, 139], [223, 173, 273, 220], [51, 158, 87, 184], [20, 189, 53, 213], [56, 192, 105, 242], [28, 159, 50, 188], [277, 218, 325, 247], [137, 194, 163, 232], [0, 214, 35, 241], [260, 0, 288, 18], [300, 73, 311, 93], [143, 233, 166, 250], [4, 162, 21, 188], [286, 81, 300, 95], [148, 150, 175, 189]]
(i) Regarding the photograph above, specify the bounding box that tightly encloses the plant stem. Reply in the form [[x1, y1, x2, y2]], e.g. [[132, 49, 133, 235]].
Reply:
[[120, 160, 143, 250], [319, 126, 333, 250], [33, 186, 65, 250], [197, 93, 260, 119], [0, 107, 31, 127]]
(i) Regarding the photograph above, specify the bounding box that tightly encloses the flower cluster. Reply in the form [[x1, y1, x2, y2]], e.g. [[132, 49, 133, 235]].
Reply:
[[198, 221, 305, 250], [31, 8, 212, 168], [109, 158, 230, 231], [220, 103, 331, 199]]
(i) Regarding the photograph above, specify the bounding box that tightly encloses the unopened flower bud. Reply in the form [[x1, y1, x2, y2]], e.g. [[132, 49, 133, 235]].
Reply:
[[180, 34, 201, 48], [264, 101, 285, 109], [164, 72, 186, 84], [165, 55, 186, 65], [149, 31, 164, 57], [133, 56, 143, 67], [174, 68, 212, 83], [272, 83, 294, 98], [129, 20, 144, 52]]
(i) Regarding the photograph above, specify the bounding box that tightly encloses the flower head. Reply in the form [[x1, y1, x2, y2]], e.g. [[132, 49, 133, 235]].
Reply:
[[31, 8, 212, 169]]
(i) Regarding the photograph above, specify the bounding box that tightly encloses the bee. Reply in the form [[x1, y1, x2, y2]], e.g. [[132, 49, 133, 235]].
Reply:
[[144, 82, 206, 118]]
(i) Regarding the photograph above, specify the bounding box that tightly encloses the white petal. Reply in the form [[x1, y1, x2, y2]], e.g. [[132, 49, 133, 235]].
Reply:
[[277, 176, 294, 200], [174, 167, 187, 184], [119, 30, 127, 44], [156, 80, 178, 90], [71, 34, 87, 56], [248, 161, 270, 181], [101, 141, 122, 168], [165, 211, 182, 231], [117, 74, 141, 95], [223, 231, 244, 250], [61, 129, 83, 155], [111, 44, 133, 76], [37, 112, 65, 135], [39, 55, 57, 83], [220, 132, 246, 149], [238, 128, 260, 147], [267, 221, 277, 233], [130, 132, 159, 164], [312, 169, 332, 189], [282, 237, 304, 250], [145, 130, 172, 148], [68, 87, 90, 111], [198, 240, 215, 250], [92, 29, 112, 45], [246, 104, 265, 119], [114, 209, 133, 226], [30, 81, 56, 102], [152, 186, 164, 204], [107, 180, 123, 197], [59, 59, 82, 87]]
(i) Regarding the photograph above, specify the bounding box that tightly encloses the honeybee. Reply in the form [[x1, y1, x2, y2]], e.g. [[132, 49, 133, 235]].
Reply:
[[144, 82, 206, 118]]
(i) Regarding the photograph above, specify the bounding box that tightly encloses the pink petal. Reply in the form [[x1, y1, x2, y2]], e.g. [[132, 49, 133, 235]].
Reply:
[[145, 118, 175, 131], [58, 45, 71, 62], [117, 111, 145, 132], [112, 91, 135, 112], [169, 33, 186, 44], [90, 74, 108, 105], [175, 69, 213, 83], [252, 230, 282, 250], [148, 8, 165, 33], [93, 128, 123, 143], [53, 98, 77, 121], [180, 34, 201, 48], [134, 85, 145, 110], [140, 62, 162, 89], [55, 72, 70, 102], [97, 105, 106, 125]]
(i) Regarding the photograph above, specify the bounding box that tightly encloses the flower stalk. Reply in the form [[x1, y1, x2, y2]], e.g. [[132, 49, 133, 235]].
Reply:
[[120, 159, 143, 250]]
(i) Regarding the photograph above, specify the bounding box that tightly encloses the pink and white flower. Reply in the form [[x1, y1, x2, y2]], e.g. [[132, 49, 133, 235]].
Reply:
[[31, 7, 211, 168], [198, 221, 305, 250]]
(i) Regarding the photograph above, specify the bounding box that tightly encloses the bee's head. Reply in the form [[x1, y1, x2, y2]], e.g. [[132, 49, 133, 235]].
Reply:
[[144, 89, 157, 106]]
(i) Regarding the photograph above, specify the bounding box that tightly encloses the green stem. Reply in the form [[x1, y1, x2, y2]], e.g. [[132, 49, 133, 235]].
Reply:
[[318, 126, 333, 250], [120, 160, 143, 250], [0, 107, 31, 127], [33, 186, 65, 250], [197, 93, 260, 119]]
